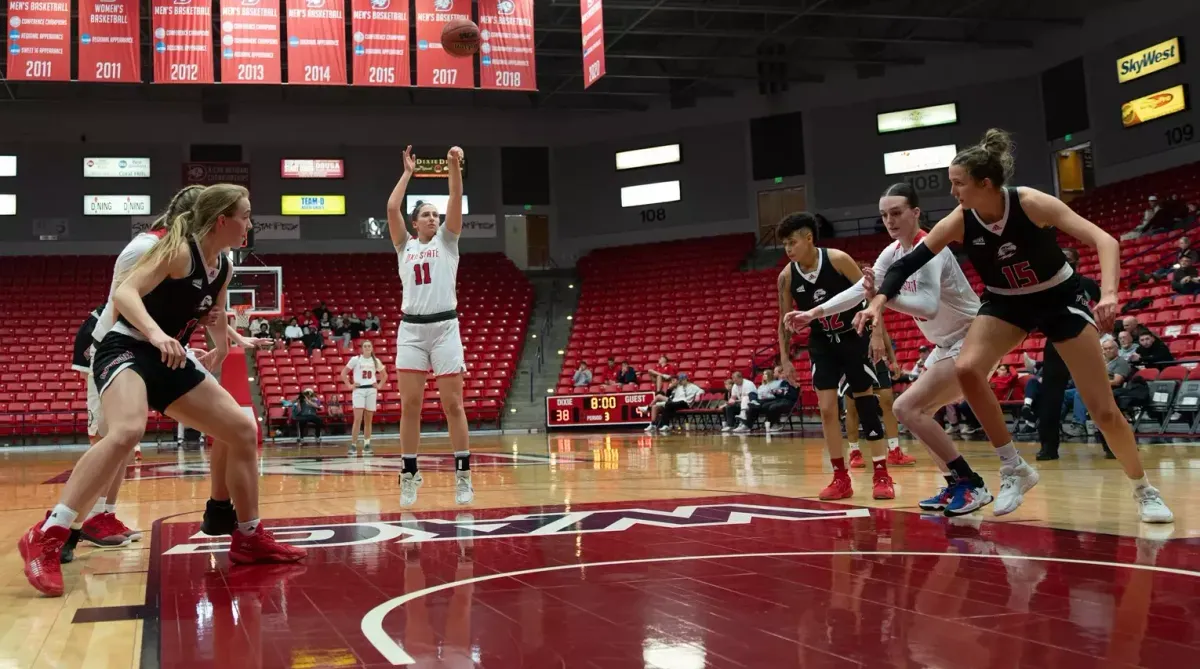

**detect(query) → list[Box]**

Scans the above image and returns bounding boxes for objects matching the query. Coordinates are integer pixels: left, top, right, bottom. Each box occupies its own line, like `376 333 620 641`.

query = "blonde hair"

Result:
131 184 248 278
150 185 205 231
952 128 1015 188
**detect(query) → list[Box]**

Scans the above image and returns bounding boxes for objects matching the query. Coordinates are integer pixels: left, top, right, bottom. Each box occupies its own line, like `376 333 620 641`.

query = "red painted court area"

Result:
111 495 1200 668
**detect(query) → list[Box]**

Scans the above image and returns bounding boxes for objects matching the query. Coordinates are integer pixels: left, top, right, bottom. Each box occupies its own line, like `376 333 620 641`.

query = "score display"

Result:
546 391 656 428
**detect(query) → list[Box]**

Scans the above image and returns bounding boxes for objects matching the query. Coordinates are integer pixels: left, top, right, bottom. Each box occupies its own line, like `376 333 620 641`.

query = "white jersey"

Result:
93 232 162 344
869 233 980 349
398 226 460 315
346 355 383 386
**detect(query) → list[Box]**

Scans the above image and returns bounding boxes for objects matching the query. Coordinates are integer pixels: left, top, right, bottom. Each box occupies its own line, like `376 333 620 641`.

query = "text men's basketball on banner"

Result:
79 0 140 82
220 0 282 84
351 0 411 86
7 0 71 81
286 0 347 85
152 0 215 83
580 0 605 89
478 0 535 91
414 0 473 89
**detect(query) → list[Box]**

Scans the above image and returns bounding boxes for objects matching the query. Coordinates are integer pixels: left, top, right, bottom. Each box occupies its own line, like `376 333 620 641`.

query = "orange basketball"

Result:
441 19 481 58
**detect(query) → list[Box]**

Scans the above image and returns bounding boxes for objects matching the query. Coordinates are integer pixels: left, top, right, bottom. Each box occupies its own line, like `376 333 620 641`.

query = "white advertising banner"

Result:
461 214 497 238
85 194 152 216
252 215 301 239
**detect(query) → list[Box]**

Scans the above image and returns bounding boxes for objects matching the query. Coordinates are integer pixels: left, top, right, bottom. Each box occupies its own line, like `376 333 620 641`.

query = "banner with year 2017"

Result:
478 0 535 91
285 0 347 85
78 0 140 82
152 0 214 83
6 0 71 81
219 0 282 84
351 0 410 87
414 0 472 89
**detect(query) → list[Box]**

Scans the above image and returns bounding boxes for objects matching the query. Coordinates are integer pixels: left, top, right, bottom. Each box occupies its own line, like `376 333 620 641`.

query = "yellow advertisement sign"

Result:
280 195 346 216
1122 84 1188 128
1117 37 1181 83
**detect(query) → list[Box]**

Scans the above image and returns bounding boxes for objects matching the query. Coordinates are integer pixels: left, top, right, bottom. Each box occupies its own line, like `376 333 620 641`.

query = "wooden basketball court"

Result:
1 431 1196 668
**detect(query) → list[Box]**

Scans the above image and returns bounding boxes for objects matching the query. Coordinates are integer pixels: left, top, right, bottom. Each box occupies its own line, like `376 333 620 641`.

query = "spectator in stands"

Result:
1152 236 1199 280
652 373 703 434
1131 331 1174 368
616 361 637 386
301 325 324 356
292 388 325 442
364 312 381 332
250 314 268 334
312 300 329 323
1063 337 1131 437
602 357 618 380
332 316 352 349
1123 196 1162 239
647 355 677 392
722 371 756 432
346 312 366 339
284 317 304 342
1117 315 1152 341
1117 330 1138 361
760 365 799 431
736 369 777 433
1172 255 1200 295
990 364 1020 400
899 346 929 383
572 361 593 387
643 377 681 432
318 311 332 330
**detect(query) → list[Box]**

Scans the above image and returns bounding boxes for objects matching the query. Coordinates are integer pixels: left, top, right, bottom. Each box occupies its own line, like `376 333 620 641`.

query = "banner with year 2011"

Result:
78 0 140 82
351 0 410 87
6 0 71 81
152 0 214 83
285 0 347 85
414 0 473 89
219 0 282 84
479 0 535 91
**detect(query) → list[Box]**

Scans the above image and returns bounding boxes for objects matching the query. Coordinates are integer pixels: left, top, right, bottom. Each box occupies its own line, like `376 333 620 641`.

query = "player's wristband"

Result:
880 243 935 299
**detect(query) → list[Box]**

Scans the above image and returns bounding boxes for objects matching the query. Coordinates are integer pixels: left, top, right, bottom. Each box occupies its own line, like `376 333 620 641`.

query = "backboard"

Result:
225 266 284 318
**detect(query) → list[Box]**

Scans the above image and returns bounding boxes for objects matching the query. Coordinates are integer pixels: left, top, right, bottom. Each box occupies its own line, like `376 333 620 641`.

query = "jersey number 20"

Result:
414 262 433 285
1000 261 1037 289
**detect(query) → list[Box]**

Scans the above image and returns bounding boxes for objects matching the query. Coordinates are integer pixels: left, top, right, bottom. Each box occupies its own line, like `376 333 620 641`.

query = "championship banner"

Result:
6 0 71 81
350 0 411 87
461 214 497 238
252 215 301 239
220 0 282 84
414 0 472 89
479 0 535 91
285 0 347 85
580 0 605 89
183 162 252 187
78 0 140 82
152 0 214 83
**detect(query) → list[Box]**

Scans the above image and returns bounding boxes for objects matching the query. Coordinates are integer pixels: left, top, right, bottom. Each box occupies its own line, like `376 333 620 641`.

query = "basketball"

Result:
441 19 481 57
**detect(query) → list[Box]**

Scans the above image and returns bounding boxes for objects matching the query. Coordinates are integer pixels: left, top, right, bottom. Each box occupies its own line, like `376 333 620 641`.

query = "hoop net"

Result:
233 304 253 331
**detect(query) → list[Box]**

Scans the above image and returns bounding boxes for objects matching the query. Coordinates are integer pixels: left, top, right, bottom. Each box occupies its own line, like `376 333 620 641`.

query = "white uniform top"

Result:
93 233 162 344
397 226 460 315
346 355 384 386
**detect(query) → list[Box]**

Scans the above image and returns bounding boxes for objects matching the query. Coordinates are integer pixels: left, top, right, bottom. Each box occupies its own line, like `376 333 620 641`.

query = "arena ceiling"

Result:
0 0 1126 112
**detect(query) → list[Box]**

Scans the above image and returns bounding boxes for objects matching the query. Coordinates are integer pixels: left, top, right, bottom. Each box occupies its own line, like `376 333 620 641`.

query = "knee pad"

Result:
852 394 885 441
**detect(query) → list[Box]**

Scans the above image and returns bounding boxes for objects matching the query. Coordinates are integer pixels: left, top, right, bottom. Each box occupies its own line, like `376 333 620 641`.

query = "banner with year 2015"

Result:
220 0 282 84
6 0 71 81
152 0 214 83
78 0 140 82
414 0 472 89
286 0 347 85
479 0 535 91
351 0 410 87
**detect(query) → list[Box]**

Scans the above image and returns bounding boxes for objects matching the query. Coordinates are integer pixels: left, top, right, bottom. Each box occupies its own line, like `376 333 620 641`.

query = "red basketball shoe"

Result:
81 512 131 547
228 525 308 564
887 448 917 466
18 521 69 597
848 449 866 469
819 472 854 500
873 471 896 500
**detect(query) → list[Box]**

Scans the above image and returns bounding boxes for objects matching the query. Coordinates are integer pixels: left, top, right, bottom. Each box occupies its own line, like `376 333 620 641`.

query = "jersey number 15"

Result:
1000 261 1037 290
414 262 433 286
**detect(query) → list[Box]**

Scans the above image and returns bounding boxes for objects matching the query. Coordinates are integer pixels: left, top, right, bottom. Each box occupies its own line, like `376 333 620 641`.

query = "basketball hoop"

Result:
233 304 253 332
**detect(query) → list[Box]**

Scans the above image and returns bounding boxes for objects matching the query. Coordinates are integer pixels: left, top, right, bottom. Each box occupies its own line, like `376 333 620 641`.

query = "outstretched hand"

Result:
402 145 416 175
784 309 817 333
447 146 464 166
861 268 878 300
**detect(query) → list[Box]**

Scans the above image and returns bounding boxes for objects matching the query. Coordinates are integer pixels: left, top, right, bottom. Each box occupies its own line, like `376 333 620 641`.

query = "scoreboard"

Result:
546 391 656 429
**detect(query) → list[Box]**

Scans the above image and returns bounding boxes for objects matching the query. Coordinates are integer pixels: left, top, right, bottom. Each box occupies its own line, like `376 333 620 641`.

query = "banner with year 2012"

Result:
152 0 214 83
350 0 410 87
78 0 140 82
479 0 535 91
286 0 347 85
219 0 282 84
6 0 71 81
414 0 472 89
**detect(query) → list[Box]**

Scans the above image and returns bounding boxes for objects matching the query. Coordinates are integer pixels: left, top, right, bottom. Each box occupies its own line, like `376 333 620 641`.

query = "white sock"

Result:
1129 475 1152 493
364 439 371 446
42 504 78 532
1023 398 1033 407
237 518 261 536
104 503 117 515
849 442 860 452
70 522 83 530
995 442 1021 468
873 455 886 463
87 497 107 520
887 438 900 451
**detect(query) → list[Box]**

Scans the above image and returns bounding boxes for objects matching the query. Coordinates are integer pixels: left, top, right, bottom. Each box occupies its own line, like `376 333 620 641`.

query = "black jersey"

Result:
71 306 105 373
117 237 230 344
962 187 1070 292
790 248 864 338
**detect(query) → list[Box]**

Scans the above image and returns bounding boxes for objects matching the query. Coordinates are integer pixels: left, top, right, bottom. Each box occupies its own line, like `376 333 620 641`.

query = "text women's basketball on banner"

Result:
152 0 214 83
414 0 473 89
351 0 411 87
78 0 140 82
580 0 605 89
478 0 535 91
7 0 71 81
286 0 348 85
220 0 282 84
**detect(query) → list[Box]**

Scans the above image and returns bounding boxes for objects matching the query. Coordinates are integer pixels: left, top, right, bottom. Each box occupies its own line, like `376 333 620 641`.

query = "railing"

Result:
529 279 559 403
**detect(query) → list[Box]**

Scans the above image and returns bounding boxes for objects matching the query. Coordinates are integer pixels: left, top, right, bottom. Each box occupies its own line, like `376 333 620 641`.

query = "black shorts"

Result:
809 330 880 394
979 275 1096 343
93 332 207 413
840 359 892 396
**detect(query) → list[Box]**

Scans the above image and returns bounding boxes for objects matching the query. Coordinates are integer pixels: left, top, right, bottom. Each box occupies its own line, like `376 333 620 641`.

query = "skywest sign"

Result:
1117 37 1181 83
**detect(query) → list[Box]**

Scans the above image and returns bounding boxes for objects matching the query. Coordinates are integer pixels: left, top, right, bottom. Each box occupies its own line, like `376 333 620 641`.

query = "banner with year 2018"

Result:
478 0 535 91
414 0 472 89
152 0 214 83
580 0 605 89
6 0 71 81
219 0 282 84
78 0 140 82
285 0 347 85
351 0 410 87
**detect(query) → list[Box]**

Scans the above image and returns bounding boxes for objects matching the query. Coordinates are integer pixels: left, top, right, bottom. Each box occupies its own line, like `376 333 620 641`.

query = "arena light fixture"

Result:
876 103 957 134
0 156 16 177
620 180 681 208
615 144 681 171
0 194 15 215
883 145 957 175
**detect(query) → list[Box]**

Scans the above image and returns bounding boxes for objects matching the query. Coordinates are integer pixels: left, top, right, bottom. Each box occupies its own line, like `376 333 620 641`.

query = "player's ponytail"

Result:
150 185 205 232
952 128 1015 188
128 184 247 280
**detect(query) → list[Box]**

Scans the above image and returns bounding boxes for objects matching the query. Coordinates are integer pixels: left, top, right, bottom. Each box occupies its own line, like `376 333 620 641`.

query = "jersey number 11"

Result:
414 262 433 285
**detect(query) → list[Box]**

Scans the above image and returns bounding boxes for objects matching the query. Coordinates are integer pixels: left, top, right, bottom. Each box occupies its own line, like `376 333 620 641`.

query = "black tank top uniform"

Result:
116 237 230 343
790 248 866 341
71 306 105 374
790 248 879 393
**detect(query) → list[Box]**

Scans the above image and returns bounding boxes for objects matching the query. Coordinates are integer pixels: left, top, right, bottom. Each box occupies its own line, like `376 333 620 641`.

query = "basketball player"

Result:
791 183 993 516
20 185 306 597
342 339 386 456
860 129 1173 523
840 328 915 469
385 146 473 506
777 212 895 500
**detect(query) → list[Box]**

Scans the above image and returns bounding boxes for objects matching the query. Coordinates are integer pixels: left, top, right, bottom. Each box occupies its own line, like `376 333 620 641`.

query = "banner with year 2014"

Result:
6 0 71 81
219 0 282 84
414 0 472 89
351 0 410 87
152 0 214 83
286 0 347 85
479 0 535 91
78 0 140 82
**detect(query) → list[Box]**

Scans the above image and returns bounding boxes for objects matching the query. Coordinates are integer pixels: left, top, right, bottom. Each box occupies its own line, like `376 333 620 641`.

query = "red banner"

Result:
219 0 282 84
152 0 214 83
78 0 140 82
183 162 252 187
285 0 347 85
478 0 535 91
414 0 472 89
580 0 605 89
6 0 71 81
350 0 411 87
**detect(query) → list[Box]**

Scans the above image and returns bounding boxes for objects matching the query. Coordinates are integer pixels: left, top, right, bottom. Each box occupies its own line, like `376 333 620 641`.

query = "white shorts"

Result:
87 348 213 438
395 319 467 377
924 338 965 369
352 387 378 412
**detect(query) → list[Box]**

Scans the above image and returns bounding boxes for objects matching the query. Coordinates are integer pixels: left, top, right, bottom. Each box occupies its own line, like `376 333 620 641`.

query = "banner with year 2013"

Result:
6 0 71 81
479 0 535 91
286 0 347 85
78 0 140 82
219 0 282 84
152 0 214 83
351 0 410 87
414 0 472 89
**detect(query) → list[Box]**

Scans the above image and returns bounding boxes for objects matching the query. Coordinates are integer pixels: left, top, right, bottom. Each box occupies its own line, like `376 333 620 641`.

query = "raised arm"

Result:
444 146 464 237
385 146 416 248
114 246 190 368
